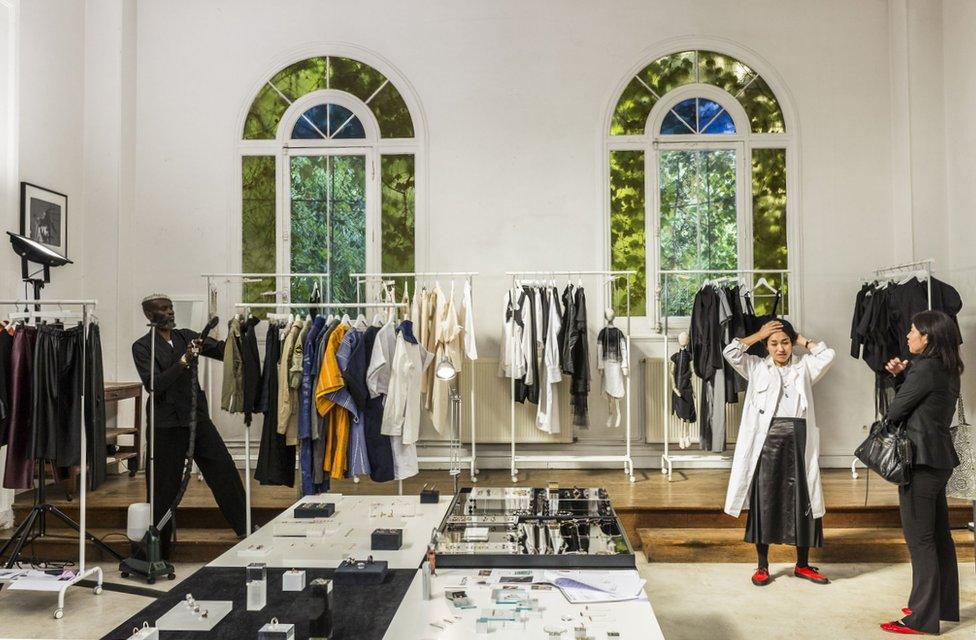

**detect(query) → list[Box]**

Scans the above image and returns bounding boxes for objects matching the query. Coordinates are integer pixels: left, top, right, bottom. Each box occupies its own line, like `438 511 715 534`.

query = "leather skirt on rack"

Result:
744 417 823 547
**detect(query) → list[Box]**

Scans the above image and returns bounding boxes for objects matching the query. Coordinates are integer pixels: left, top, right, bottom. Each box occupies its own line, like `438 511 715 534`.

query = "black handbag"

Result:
855 419 914 485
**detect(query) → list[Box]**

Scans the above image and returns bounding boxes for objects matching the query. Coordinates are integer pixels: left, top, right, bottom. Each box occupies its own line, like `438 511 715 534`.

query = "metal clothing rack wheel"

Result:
351 271 481 484
850 258 935 480
504 270 637 484
657 269 792 482
0 300 104 618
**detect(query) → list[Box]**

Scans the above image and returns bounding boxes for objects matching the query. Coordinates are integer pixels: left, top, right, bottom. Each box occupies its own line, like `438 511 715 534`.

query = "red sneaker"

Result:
751 567 771 586
880 621 928 635
793 565 829 584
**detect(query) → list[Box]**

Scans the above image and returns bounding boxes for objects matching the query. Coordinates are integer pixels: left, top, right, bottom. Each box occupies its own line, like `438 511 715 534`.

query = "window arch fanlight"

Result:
607 49 792 321
240 56 418 309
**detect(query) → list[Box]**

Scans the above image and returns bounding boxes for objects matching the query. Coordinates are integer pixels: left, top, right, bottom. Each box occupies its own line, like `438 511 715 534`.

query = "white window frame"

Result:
649 86 751 329
604 45 798 335
237 67 427 302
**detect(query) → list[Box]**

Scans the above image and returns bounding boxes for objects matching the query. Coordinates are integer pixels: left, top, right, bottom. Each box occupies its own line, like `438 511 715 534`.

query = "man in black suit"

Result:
132 294 246 559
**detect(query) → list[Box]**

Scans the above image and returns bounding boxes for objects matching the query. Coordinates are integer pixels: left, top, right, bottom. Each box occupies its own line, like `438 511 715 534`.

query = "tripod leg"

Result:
47 505 125 562
1 508 40 568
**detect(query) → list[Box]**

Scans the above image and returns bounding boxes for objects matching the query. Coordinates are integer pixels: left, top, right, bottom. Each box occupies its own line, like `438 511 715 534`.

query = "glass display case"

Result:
432 487 635 569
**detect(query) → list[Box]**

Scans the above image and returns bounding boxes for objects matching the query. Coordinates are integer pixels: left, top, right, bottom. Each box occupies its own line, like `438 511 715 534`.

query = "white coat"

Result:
721 338 835 519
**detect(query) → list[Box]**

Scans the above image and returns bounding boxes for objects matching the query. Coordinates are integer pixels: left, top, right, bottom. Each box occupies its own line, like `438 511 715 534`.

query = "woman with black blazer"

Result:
880 310 961 635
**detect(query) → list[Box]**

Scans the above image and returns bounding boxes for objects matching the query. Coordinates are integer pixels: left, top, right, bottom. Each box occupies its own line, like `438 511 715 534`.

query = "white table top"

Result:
382 568 665 640
208 493 451 570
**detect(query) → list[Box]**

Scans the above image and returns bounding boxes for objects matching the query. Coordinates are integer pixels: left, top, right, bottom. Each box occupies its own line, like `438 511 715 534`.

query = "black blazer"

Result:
131 329 224 429
885 355 961 469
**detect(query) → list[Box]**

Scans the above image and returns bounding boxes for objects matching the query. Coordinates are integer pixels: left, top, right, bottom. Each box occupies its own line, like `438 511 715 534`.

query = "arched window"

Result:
607 50 791 319
240 55 419 305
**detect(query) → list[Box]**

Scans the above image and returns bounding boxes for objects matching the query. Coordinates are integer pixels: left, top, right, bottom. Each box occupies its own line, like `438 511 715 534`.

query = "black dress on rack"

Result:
31 324 85 472
86 323 107 490
670 347 696 423
362 325 394 482
255 325 295 487
569 286 590 427
514 288 540 405
240 316 263 426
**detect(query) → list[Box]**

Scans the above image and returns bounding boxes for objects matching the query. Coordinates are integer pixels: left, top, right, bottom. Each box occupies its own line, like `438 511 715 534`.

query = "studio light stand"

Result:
119 322 174 585
435 355 462 496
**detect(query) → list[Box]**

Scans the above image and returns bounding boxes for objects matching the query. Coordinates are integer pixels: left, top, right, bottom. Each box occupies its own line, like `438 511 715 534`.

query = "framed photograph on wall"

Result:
20 182 68 260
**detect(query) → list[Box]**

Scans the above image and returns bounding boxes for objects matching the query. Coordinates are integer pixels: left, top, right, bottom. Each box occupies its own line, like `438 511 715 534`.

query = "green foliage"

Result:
659 149 738 316
739 75 785 133
752 148 788 314
289 155 366 305
242 56 415 140
609 150 646 315
381 155 416 293
329 57 387 103
609 50 785 135
638 50 697 98
241 156 276 316
698 51 755 97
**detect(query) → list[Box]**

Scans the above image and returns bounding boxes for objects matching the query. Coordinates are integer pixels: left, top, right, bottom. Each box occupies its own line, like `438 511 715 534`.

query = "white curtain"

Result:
0 448 13 529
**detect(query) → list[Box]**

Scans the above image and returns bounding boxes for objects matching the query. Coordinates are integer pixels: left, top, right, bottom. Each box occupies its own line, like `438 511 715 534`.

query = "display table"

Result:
106 491 663 638
208 493 452 569
382 567 664 640
101 566 415 640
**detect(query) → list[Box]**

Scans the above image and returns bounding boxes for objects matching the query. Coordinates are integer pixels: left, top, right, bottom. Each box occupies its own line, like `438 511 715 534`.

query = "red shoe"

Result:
880 621 928 634
902 608 912 616
751 567 771 586
793 565 829 584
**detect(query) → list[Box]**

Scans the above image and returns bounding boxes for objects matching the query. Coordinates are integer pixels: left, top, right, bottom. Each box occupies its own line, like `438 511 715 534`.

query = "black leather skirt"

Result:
744 417 823 547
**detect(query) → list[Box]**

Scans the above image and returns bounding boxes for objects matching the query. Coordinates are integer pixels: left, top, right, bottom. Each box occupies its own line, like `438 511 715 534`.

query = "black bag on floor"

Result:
855 419 914 485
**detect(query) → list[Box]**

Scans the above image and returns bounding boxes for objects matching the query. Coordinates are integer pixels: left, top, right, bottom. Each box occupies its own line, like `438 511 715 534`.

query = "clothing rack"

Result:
201 272 331 533
850 258 935 480
231 301 408 521
657 268 791 481
504 270 636 484
351 271 480 483
0 300 103 619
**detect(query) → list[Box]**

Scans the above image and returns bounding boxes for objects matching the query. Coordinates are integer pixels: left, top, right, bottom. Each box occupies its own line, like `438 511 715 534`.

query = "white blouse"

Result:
773 363 805 418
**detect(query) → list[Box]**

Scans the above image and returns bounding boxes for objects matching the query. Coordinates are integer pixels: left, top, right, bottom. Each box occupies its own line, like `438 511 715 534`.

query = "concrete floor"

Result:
641 559 976 639
0 561 972 639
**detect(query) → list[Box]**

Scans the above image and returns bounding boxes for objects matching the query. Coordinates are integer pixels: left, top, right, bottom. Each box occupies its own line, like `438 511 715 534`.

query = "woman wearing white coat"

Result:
723 318 835 587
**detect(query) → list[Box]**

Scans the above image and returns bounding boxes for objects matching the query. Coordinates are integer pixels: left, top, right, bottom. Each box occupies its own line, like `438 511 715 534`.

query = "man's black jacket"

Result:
132 329 224 429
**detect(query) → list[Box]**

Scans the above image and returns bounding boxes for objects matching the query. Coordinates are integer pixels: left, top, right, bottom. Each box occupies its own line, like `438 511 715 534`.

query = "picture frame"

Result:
20 182 68 260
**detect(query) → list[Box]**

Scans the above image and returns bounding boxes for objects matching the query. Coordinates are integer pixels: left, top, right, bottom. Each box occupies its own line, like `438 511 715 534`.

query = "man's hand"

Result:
180 339 203 367
885 357 909 376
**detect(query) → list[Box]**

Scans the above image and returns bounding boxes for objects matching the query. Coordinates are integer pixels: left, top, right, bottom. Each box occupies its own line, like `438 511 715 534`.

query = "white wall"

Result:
11 0 87 298
944 0 976 410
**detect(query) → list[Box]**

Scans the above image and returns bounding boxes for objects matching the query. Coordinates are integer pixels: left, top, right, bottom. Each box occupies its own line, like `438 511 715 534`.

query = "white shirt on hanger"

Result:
537 287 563 434
380 331 433 445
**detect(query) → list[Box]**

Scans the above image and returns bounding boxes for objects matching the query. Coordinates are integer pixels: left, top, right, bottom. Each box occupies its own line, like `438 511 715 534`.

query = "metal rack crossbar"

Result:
351 271 481 483
657 269 791 481
0 300 103 618
505 270 637 483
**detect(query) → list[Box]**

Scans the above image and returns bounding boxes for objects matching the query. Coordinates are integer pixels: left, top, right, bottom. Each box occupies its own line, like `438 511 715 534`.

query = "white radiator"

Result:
643 358 741 444
417 358 574 445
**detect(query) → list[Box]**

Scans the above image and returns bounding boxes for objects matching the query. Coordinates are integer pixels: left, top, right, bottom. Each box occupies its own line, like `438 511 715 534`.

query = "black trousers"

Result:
899 465 959 634
147 418 247 559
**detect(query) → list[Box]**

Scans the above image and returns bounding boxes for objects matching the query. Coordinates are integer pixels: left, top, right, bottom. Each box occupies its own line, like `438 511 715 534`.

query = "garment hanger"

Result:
752 277 778 295
354 313 368 330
